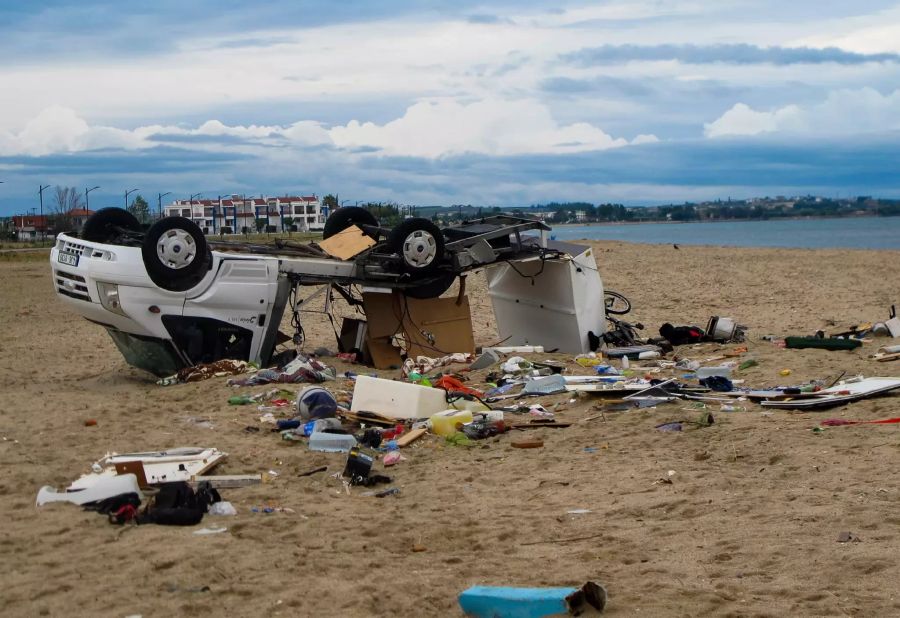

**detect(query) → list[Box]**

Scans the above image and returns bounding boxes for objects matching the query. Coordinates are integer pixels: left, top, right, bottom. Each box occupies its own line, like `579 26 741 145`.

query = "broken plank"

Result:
396 428 427 447
193 474 262 488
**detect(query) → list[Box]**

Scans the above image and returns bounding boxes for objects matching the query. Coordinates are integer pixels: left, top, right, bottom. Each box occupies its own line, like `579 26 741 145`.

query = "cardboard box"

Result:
361 291 474 368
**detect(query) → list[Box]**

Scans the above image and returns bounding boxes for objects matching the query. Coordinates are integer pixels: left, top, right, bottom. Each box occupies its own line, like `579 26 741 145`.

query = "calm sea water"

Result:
548 216 900 250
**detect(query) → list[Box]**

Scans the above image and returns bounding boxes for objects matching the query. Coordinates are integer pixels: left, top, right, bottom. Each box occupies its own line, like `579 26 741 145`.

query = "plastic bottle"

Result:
461 412 507 440
301 420 317 436
429 409 474 437
305 418 343 436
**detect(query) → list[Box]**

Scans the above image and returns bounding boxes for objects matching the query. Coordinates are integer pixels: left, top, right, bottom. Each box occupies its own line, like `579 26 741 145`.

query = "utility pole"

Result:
125 188 139 211
158 192 171 220
189 193 202 225
85 186 100 211
39 184 51 243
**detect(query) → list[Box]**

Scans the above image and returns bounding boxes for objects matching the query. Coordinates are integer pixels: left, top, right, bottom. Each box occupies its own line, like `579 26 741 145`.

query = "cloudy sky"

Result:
2 0 900 215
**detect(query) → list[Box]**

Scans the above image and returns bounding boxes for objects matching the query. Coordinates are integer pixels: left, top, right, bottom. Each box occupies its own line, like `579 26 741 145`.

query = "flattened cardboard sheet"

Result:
361 292 474 368
318 225 376 260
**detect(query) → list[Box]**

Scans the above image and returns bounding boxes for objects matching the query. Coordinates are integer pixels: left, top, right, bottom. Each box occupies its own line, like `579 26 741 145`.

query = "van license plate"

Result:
57 253 78 267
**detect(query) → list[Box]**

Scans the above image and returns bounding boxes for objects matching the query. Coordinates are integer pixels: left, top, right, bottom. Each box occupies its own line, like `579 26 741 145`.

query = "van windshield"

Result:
105 329 186 377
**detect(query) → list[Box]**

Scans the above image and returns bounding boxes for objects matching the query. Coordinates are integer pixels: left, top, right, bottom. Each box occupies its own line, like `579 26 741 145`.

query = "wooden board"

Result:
114 461 149 488
338 409 399 427
193 474 262 488
396 428 427 447
318 225 376 260
720 389 824 400
761 377 900 409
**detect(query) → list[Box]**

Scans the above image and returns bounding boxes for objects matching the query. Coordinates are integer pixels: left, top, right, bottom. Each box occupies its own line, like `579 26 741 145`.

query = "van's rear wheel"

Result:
81 207 141 243
322 207 379 240
141 217 211 292
389 218 445 276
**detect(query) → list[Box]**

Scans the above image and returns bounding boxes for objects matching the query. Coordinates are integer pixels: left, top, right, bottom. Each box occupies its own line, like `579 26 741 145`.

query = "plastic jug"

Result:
429 410 474 437
448 398 490 413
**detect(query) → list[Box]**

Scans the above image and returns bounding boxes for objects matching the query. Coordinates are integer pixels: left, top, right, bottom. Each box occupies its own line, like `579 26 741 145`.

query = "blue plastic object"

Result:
459 582 606 617
459 582 607 618
459 586 578 617
276 419 302 430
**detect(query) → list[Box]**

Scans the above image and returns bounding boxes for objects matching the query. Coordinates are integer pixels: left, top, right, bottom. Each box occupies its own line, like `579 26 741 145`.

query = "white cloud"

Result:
631 133 660 145
0 105 145 155
329 98 649 157
792 6 900 54
0 101 653 158
705 87 900 137
704 102 802 137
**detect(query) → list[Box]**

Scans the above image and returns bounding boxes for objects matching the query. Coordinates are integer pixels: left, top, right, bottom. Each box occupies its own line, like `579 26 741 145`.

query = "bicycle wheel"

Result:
604 290 632 315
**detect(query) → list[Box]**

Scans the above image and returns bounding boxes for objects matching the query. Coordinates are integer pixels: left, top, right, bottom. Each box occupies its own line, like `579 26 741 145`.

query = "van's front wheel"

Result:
141 217 211 291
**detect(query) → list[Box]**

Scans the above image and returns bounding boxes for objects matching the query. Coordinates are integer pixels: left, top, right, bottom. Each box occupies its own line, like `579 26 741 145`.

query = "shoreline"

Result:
552 213 898 228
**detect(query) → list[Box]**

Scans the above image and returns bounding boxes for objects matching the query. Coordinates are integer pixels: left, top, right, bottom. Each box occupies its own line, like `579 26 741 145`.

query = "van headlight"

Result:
97 282 126 316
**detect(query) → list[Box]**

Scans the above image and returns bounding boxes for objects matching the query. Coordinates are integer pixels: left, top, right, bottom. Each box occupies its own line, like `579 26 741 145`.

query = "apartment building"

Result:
163 195 328 233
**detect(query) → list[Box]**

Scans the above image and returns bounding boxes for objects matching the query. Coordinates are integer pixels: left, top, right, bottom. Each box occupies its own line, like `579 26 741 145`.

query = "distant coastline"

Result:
551 212 900 228
547 215 900 250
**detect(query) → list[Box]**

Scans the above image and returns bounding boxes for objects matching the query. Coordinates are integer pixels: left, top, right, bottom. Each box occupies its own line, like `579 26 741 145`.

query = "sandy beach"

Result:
2 240 900 617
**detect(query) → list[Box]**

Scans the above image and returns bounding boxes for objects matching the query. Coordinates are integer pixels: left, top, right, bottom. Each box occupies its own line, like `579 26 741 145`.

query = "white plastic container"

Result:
696 366 733 378
351 375 448 419
308 432 357 453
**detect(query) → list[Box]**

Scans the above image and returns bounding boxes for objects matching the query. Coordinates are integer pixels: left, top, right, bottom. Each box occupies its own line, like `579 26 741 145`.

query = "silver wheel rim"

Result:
156 228 197 269
402 229 438 268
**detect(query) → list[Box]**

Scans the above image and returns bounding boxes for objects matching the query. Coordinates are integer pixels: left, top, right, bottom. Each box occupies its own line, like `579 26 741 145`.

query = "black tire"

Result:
141 217 211 292
322 207 379 240
388 217 445 276
81 207 141 243
604 290 632 315
404 273 456 299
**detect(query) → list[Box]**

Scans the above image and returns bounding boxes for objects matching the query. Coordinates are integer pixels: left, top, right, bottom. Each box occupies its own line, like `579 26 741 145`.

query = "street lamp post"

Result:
157 192 171 220
189 193 202 225
124 188 140 216
85 186 100 211
38 184 51 243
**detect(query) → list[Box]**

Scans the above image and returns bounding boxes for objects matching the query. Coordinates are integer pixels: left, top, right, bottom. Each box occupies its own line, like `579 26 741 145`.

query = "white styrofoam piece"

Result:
37 474 142 506
350 375 448 419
